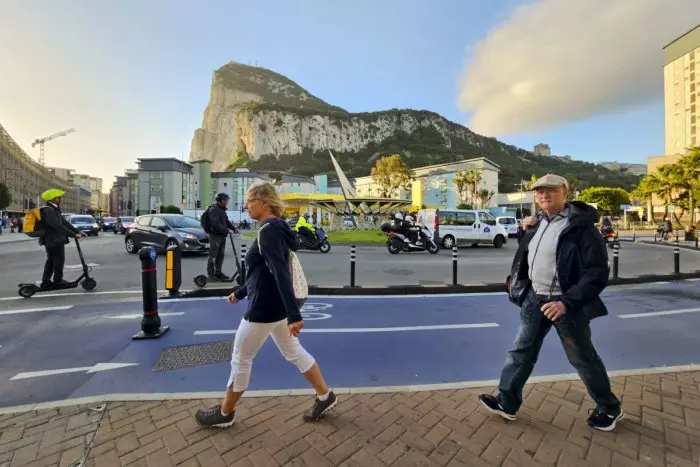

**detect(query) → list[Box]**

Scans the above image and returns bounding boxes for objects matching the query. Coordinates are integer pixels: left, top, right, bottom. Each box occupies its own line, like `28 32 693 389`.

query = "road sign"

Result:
620 204 632 211
10 362 138 381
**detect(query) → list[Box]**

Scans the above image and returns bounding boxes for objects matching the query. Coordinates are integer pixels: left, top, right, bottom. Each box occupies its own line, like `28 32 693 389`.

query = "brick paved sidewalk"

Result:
1 371 699 467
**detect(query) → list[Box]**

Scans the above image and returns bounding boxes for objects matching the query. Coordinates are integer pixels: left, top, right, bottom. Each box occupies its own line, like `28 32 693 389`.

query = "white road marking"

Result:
194 323 499 336
1 363 698 415
0 306 73 316
618 307 700 319
10 362 138 381
0 290 161 301
107 312 185 319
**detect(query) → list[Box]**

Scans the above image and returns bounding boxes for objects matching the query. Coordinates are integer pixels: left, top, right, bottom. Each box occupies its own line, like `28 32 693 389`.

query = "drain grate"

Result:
153 340 232 372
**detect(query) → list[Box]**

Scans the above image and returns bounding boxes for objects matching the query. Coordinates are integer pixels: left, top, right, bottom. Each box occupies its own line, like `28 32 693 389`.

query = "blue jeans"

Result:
498 291 620 414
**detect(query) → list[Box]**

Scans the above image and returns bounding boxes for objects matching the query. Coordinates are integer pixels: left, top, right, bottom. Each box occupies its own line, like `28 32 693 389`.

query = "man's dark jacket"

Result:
507 201 610 321
40 204 78 247
205 204 235 237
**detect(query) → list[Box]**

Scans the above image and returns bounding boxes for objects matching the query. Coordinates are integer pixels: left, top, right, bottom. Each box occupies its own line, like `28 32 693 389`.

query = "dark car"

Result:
124 214 210 254
101 217 117 231
67 214 99 236
115 216 135 234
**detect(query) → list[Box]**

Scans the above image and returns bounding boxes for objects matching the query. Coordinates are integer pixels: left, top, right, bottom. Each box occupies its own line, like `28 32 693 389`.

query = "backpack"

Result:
257 223 308 306
23 207 45 238
200 207 212 233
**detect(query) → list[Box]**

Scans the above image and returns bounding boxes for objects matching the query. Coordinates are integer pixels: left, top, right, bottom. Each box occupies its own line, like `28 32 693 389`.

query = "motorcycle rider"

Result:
403 215 422 246
295 213 316 246
203 193 238 280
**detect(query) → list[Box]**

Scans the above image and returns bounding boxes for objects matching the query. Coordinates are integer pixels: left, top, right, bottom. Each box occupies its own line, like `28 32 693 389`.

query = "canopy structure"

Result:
309 197 412 217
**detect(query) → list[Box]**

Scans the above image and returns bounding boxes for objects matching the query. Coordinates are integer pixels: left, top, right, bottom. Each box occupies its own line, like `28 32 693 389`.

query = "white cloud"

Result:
457 0 700 135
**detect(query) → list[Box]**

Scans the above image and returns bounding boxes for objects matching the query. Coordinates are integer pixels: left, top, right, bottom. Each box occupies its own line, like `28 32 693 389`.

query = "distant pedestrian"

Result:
195 181 336 428
479 174 623 431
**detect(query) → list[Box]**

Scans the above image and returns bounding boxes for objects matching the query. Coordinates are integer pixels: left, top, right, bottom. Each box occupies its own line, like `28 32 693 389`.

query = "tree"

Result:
370 154 413 198
631 175 659 224
564 174 580 200
0 182 11 211
463 169 483 206
675 147 700 226
577 187 630 215
452 171 469 204
476 189 495 208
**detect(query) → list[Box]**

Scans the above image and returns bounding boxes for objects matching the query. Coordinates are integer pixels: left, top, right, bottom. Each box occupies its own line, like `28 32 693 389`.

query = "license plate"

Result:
607 237 613 242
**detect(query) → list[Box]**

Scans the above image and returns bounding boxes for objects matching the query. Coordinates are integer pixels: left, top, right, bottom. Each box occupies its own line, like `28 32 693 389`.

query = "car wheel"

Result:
441 235 455 248
493 235 505 248
125 237 138 254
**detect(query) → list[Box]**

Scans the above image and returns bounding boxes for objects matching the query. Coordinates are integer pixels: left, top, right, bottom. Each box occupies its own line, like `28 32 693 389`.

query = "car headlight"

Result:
92 223 98 228
177 232 196 240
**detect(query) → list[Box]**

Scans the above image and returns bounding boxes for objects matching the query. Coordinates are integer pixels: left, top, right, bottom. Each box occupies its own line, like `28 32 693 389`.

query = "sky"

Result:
1 0 699 189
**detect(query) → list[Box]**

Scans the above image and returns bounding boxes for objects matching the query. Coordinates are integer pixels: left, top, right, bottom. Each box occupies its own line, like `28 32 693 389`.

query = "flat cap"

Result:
531 174 568 190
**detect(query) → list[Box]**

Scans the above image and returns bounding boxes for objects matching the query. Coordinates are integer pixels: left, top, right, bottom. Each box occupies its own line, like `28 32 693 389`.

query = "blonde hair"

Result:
247 181 284 217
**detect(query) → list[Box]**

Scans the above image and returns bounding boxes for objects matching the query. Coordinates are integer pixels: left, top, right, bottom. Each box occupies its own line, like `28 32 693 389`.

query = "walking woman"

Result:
195 181 337 428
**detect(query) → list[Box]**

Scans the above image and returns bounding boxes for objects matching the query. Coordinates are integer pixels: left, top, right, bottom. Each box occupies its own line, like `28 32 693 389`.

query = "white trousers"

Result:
227 317 316 392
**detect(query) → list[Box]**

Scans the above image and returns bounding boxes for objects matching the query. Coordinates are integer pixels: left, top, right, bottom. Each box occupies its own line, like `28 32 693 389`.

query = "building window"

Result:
223 182 228 187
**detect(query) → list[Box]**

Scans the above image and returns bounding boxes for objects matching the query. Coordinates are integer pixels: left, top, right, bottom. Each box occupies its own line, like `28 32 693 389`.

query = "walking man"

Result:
479 174 623 431
40 189 85 288
202 193 238 280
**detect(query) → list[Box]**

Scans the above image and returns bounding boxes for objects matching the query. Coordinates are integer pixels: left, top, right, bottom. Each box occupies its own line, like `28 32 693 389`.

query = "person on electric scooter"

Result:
295 213 316 247
39 189 86 288
203 193 238 280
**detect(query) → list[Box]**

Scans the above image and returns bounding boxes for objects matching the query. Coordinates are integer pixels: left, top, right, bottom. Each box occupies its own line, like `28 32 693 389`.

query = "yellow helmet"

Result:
41 188 65 201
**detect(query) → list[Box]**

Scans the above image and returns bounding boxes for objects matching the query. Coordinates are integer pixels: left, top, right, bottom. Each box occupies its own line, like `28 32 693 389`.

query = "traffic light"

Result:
196 200 201 209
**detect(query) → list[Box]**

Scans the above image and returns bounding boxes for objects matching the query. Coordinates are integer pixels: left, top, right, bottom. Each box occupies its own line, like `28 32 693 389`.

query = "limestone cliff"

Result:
189 62 641 192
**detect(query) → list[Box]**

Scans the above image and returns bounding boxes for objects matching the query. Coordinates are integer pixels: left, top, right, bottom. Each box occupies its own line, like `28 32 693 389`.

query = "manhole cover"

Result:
384 268 414 276
153 340 232 372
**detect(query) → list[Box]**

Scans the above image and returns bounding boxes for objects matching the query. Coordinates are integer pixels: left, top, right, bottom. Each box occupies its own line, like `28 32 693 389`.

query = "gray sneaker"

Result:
303 392 338 422
194 404 235 428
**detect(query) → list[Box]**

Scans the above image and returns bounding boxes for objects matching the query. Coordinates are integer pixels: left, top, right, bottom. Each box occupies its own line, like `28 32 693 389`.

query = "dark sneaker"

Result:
215 273 230 281
52 280 71 287
478 394 516 421
303 392 338 422
194 404 235 428
587 407 624 431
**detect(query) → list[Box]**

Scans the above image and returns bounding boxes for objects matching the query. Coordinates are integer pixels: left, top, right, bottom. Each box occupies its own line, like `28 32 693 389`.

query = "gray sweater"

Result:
527 209 570 296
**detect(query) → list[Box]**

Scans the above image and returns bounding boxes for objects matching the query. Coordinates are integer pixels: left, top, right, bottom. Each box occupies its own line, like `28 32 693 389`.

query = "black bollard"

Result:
164 245 182 298
674 237 680 274
696 231 699 249
612 243 619 279
133 247 170 340
452 246 458 286
350 245 356 287
240 243 247 285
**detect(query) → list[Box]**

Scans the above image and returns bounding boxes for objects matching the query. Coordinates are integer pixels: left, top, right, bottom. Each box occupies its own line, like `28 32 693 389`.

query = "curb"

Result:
0 236 34 244
632 239 700 252
164 270 700 300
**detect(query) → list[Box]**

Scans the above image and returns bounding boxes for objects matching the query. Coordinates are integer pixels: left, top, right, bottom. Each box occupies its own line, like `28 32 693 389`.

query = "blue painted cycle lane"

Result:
0 280 698 408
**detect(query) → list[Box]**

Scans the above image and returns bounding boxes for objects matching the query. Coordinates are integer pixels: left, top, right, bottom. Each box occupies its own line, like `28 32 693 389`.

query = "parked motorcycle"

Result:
296 226 331 253
381 222 439 254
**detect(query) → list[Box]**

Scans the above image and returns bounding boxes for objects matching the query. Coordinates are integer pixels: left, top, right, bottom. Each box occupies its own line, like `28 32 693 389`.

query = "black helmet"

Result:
215 193 230 202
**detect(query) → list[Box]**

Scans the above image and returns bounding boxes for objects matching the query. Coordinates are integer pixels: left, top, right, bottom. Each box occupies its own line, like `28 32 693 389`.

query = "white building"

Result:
211 168 271 213
136 158 194 214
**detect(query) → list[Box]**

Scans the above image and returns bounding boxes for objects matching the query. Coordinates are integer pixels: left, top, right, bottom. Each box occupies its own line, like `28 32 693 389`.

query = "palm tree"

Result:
452 171 469 204
631 175 658 225
464 169 483 207
477 189 496 208
677 147 700 226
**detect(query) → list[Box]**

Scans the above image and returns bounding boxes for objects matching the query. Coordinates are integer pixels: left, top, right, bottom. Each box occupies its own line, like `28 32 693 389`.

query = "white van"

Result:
416 208 508 248
496 216 519 238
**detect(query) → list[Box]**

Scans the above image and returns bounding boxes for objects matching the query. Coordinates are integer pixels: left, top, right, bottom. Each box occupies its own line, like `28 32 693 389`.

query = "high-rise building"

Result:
664 24 700 154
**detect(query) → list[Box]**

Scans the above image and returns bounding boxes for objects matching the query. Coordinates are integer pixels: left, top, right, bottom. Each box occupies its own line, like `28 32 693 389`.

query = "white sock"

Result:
317 391 331 401
221 408 232 417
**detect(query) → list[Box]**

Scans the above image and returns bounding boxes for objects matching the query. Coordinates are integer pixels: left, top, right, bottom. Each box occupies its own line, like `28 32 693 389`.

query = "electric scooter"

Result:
17 237 97 298
193 233 244 288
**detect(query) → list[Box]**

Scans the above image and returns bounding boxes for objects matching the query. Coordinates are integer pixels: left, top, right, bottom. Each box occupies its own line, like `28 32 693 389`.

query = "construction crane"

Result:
32 128 76 166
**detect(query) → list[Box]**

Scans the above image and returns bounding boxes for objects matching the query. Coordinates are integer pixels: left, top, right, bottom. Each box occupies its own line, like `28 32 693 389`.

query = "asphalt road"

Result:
1 233 699 310
1 280 698 408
